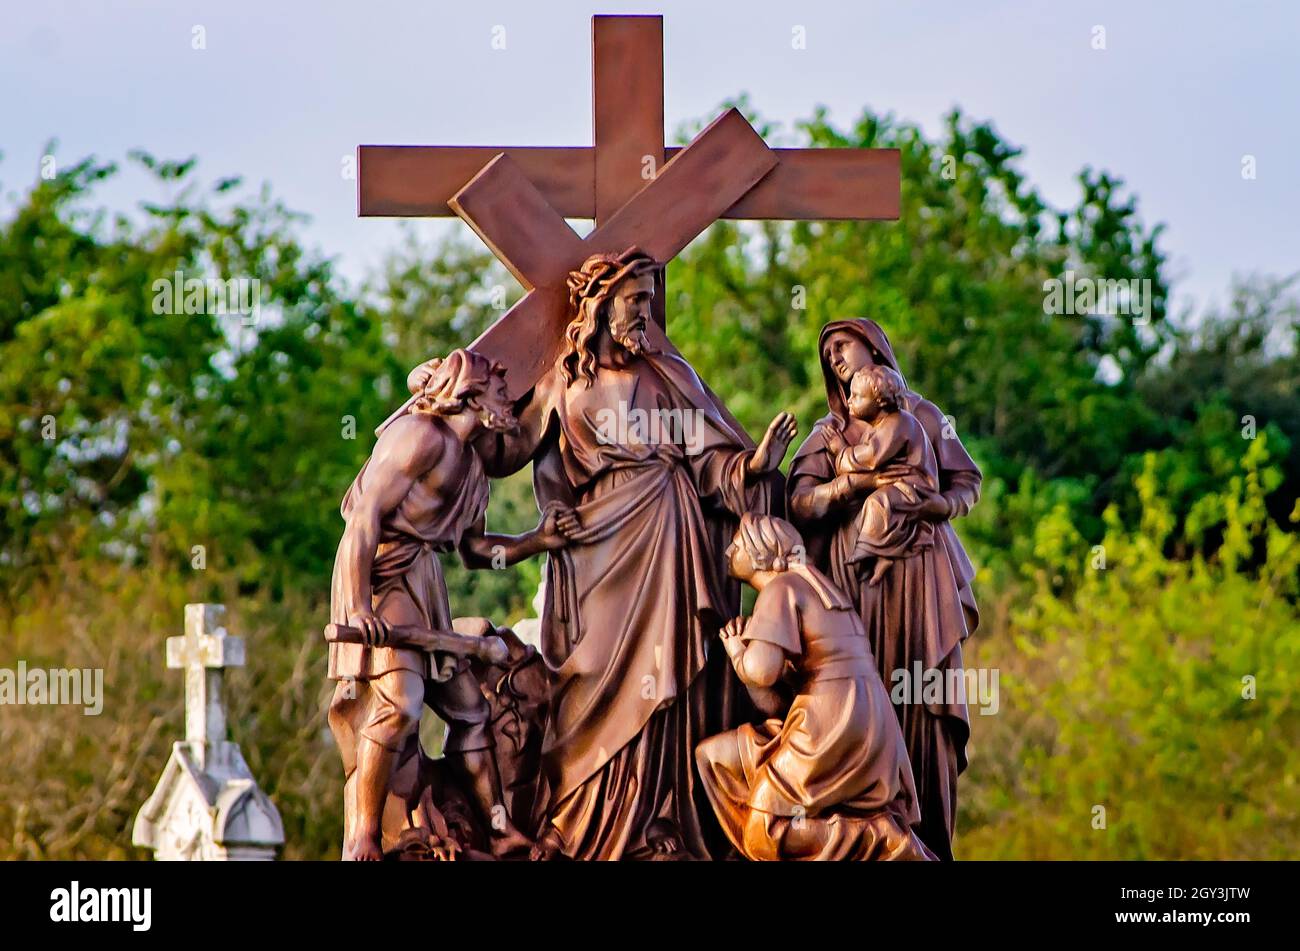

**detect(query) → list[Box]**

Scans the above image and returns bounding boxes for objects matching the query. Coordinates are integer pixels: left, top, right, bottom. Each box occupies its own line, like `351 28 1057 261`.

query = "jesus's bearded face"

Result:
604 272 655 356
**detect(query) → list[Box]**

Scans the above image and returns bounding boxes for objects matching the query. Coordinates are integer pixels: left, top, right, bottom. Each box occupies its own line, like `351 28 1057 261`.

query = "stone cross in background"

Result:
167 603 245 762
133 603 285 861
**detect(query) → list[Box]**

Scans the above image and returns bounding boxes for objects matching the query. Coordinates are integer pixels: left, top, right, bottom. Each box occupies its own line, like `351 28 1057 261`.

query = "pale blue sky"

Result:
3 0 1297 317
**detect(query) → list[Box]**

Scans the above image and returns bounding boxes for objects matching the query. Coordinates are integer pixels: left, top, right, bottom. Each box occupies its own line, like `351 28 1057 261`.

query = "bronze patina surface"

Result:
329 14 977 862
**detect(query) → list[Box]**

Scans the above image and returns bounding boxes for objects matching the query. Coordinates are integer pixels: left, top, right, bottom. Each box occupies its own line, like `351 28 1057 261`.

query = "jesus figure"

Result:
408 247 797 859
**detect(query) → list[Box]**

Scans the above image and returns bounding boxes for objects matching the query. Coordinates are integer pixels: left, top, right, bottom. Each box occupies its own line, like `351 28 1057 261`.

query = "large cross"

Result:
358 13 900 409
166 603 244 765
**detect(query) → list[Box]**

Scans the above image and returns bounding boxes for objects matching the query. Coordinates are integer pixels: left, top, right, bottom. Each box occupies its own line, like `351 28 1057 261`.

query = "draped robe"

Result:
787 319 981 861
478 347 769 859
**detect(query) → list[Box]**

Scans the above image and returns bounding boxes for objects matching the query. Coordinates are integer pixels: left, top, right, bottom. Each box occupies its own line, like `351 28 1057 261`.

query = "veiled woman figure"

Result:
787 318 981 860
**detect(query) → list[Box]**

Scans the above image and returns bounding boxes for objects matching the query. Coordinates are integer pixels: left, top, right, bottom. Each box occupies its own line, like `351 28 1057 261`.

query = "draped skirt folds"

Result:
695 718 934 862
534 457 733 860
837 538 972 861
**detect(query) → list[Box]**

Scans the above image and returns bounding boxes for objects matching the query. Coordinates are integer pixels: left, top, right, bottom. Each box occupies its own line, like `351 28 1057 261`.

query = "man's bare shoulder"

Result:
372 412 453 474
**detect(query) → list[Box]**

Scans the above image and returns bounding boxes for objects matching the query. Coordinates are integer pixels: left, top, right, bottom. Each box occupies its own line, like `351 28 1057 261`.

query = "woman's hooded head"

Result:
816 318 909 425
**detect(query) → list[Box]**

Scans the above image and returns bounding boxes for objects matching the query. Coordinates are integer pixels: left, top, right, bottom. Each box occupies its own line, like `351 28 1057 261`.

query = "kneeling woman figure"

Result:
696 514 935 861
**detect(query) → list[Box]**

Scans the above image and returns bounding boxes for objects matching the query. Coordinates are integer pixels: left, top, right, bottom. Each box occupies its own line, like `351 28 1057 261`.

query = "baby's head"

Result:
846 364 906 421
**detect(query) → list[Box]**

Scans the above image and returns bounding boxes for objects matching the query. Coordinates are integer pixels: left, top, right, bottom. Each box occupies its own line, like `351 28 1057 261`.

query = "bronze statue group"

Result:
326 249 980 862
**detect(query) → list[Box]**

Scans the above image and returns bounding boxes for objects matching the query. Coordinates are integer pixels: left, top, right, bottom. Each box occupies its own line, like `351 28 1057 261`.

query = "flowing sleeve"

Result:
646 351 769 518
742 579 804 659
687 431 768 519
912 398 982 519
788 423 835 490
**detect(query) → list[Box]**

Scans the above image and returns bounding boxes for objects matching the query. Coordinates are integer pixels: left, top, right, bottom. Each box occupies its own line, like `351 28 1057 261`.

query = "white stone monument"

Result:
133 603 285 860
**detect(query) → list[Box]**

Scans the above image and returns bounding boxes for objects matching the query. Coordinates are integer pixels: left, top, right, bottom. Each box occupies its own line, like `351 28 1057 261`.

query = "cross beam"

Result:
359 145 900 222
373 107 774 436
360 12 902 438
357 15 899 224
454 109 775 400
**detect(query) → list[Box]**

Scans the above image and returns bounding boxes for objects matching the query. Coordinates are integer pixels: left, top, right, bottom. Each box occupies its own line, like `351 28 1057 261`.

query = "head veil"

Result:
814 318 914 428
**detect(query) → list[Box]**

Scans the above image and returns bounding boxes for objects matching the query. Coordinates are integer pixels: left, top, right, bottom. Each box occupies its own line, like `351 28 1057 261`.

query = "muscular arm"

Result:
405 357 558 478
458 513 557 569
336 418 441 619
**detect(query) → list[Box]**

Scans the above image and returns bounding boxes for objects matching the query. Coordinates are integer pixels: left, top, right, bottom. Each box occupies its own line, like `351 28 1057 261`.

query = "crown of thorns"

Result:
566 247 660 311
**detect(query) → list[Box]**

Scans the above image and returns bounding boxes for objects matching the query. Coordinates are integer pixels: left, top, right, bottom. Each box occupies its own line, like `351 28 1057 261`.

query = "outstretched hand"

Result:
749 412 799 477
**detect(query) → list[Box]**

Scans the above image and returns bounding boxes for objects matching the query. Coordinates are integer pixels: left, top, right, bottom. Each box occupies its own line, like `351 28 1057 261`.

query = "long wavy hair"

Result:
560 247 660 387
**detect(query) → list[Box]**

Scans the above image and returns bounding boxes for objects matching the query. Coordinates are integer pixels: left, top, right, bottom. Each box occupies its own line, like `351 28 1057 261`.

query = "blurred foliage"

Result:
962 443 1300 858
1 106 1297 858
